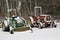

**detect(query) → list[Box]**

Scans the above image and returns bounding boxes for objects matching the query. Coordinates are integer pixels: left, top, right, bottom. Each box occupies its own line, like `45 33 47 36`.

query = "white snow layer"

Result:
0 22 60 40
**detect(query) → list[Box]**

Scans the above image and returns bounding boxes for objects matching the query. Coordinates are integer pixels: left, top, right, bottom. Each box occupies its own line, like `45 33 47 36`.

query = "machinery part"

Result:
4 26 10 32
52 22 57 28
2 22 5 31
10 26 14 34
28 17 32 27
2 23 10 32
14 27 30 32
10 30 14 34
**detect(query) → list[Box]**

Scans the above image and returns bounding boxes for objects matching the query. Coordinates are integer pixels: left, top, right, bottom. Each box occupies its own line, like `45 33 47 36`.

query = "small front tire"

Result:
10 30 14 34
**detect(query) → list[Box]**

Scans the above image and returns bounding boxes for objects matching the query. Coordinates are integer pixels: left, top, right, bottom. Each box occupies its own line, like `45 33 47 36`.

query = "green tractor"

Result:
2 16 30 34
2 0 31 34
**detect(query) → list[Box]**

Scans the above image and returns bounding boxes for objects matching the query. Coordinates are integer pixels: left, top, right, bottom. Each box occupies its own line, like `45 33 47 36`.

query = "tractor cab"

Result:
38 14 56 28
39 15 51 23
28 6 56 28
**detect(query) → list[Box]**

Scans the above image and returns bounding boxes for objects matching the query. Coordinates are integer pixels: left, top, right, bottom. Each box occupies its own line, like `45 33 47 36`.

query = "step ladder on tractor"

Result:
2 0 31 34
28 6 57 29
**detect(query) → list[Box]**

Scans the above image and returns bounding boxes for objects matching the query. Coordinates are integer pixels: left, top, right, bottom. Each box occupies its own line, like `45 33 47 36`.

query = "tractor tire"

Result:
40 26 43 29
2 22 10 32
39 25 43 29
10 30 14 34
2 22 5 31
4 25 10 32
38 24 43 29
31 24 34 28
28 18 32 27
53 25 57 28
52 22 57 28
52 21 57 28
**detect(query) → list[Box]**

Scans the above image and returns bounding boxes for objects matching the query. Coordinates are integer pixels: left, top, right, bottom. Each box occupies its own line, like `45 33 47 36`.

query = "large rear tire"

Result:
53 24 57 28
2 22 5 31
52 22 57 28
28 18 32 27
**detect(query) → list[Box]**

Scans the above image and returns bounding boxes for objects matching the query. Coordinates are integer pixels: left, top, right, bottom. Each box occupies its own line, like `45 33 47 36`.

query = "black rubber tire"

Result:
4 25 10 32
40 26 43 29
31 24 34 28
54 25 57 28
52 21 57 28
10 30 14 34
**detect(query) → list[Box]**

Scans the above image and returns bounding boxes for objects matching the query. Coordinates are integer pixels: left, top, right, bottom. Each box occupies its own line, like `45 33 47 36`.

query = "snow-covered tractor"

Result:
38 14 57 28
28 6 42 28
28 6 57 28
28 15 38 28
2 15 30 34
1 0 31 34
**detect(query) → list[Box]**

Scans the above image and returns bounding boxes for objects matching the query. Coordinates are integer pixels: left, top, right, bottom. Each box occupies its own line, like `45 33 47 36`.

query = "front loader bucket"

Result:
14 27 30 32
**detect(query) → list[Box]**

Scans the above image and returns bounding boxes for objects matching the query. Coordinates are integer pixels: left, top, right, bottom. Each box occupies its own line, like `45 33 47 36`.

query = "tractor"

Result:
38 14 57 28
28 6 42 28
28 6 57 28
1 0 30 34
2 15 31 34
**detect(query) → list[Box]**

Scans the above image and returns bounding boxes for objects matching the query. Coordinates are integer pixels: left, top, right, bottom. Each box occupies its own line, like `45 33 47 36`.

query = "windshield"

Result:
46 16 51 21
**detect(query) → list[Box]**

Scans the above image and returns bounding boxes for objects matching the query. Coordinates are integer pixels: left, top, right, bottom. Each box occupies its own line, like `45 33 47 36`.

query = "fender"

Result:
29 16 34 24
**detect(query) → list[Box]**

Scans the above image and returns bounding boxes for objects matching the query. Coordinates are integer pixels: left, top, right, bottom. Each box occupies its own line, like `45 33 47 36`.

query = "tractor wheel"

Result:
27 18 32 27
2 22 10 32
53 24 57 28
2 22 5 31
54 25 56 28
52 22 57 28
38 23 43 29
31 24 34 28
41 26 43 29
39 24 43 29
38 24 41 29
10 30 14 34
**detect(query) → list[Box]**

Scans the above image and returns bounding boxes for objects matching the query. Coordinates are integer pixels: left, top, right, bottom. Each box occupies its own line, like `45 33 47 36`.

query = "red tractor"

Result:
38 14 57 28
28 6 42 28
28 6 56 28
28 15 38 28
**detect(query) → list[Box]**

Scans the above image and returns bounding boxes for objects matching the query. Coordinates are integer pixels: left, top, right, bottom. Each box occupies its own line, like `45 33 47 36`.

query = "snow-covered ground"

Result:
0 22 60 40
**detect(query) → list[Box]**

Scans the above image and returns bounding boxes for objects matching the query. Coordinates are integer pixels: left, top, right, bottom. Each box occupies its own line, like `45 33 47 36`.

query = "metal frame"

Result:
34 6 42 16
